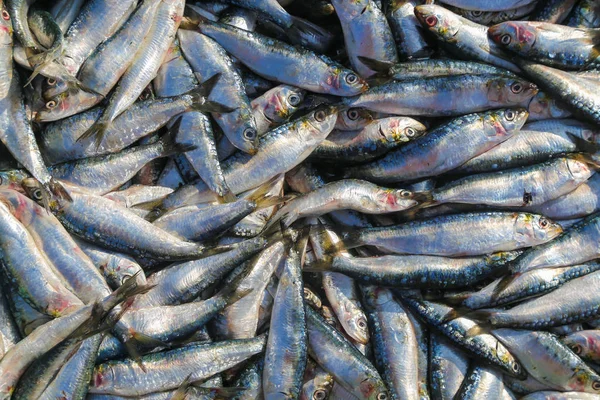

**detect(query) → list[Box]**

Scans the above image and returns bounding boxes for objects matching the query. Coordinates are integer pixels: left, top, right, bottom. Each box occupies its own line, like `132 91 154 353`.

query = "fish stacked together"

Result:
0 0 599 398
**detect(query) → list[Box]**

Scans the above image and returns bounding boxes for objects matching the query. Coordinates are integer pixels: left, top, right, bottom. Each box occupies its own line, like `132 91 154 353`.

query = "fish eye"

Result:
471 10 483 17
512 363 521 373
288 93 301 106
45 100 57 109
405 127 416 137
32 189 43 201
511 82 523 94
2 10 9 20
504 110 515 121
46 78 57 86
593 380 600 391
377 393 388 400
571 344 583 354
501 34 512 45
400 190 411 198
425 15 438 27
357 318 367 329
120 274 133 285
539 217 549 228
345 73 358 85
314 110 326 122
243 128 257 141
313 389 327 400
347 109 360 120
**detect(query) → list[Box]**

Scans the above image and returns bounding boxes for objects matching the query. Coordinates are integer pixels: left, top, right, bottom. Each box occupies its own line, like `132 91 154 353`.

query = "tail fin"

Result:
76 115 111 150
160 121 198 158
357 56 394 73
190 72 236 114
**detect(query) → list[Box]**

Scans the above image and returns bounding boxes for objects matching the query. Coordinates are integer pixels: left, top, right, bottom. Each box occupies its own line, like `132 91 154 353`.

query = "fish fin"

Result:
464 322 490 337
193 72 221 98
439 306 472 323
48 179 72 202
124 339 147 373
255 195 293 210
287 16 324 44
491 273 521 299
442 292 471 306
585 28 600 45
357 56 394 73
247 175 283 202
76 116 111 149
171 374 193 400
190 387 247 398
302 259 332 272
218 190 238 203
567 132 600 154
160 129 198 159
129 331 170 350
199 101 236 114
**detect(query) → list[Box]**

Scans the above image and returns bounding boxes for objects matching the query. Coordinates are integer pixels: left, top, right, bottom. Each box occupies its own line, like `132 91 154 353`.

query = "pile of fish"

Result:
0 0 600 398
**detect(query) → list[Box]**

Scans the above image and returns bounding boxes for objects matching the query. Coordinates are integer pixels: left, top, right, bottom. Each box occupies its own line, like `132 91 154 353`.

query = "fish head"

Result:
300 370 334 400
572 370 600 393
261 85 306 123
0 1 12 44
35 90 102 122
566 156 594 184
562 332 592 359
359 379 389 400
100 257 147 290
374 188 421 212
305 105 339 142
489 21 537 54
515 213 563 246
485 108 529 139
42 77 70 100
379 117 427 144
527 91 572 120
225 109 259 155
414 5 460 41
488 77 538 105
335 108 373 131
326 67 368 96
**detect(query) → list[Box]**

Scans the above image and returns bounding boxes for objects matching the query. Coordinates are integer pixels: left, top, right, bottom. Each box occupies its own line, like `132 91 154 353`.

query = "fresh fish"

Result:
195 19 368 96
90 335 267 397
263 238 308 400
437 0 538 11
489 21 600 70
252 84 306 135
528 0 578 23
429 333 469 400
413 5 521 72
344 109 529 183
342 75 536 116
454 365 507 399
311 116 426 164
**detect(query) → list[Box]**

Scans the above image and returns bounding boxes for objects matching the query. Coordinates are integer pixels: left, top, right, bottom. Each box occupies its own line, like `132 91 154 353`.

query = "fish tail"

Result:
189 72 235 114
77 116 111 150
160 125 198 158
286 16 325 45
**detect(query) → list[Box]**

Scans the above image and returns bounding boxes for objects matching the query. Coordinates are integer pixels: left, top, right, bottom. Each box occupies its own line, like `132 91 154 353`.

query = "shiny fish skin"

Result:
398 296 526 378
493 329 600 392
342 75 536 116
178 28 258 154
385 0 433 60
382 59 517 81
432 156 595 207
90 335 267 397
515 59 600 125
429 334 469 400
309 251 521 289
414 5 521 72
195 19 368 96
362 286 420 400
344 109 528 183
263 239 307 400
475 270 600 329
437 0 538 11
489 21 600 70
306 306 388 400
458 262 600 309
311 116 426 164
567 0 600 28
340 211 561 256
332 0 398 78
454 365 506 399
